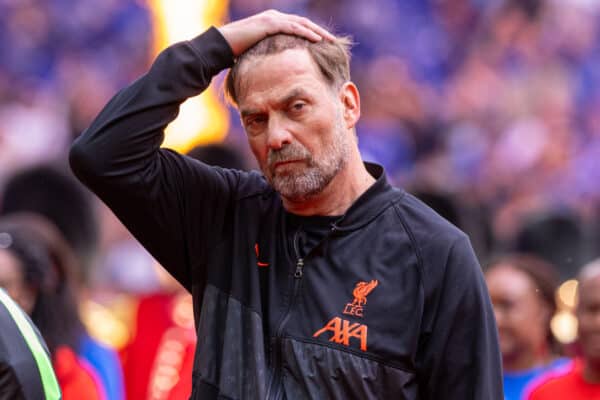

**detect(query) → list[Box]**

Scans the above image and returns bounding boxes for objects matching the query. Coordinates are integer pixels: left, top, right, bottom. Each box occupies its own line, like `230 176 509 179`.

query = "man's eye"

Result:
245 116 266 127
291 102 306 112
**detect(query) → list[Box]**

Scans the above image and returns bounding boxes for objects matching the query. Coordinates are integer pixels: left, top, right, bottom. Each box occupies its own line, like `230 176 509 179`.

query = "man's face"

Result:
486 265 549 365
576 275 600 364
236 49 353 201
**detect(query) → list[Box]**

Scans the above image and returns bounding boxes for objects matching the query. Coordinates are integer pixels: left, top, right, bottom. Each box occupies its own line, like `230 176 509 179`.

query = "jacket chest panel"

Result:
275 242 423 371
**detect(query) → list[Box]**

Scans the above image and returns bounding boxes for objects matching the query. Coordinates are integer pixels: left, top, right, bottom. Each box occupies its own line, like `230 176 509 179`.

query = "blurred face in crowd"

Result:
486 264 550 370
0 249 35 314
237 48 359 201
576 273 600 367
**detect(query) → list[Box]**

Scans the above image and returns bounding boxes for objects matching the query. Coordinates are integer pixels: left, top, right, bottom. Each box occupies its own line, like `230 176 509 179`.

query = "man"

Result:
0 288 61 399
526 259 600 399
70 10 502 399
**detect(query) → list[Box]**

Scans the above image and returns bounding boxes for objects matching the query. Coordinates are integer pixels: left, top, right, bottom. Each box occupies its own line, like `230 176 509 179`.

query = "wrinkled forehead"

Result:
235 48 330 105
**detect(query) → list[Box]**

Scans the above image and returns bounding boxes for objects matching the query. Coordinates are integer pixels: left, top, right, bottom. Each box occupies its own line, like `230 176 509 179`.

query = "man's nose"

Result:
266 116 292 150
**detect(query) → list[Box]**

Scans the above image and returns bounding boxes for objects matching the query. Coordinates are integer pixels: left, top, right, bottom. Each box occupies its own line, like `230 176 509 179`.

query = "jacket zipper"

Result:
265 230 305 399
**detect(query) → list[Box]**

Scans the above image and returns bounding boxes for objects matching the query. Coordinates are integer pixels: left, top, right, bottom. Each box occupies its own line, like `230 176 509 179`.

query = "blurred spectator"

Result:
0 164 99 280
0 164 125 400
526 258 600 399
514 211 587 279
0 214 104 399
485 254 567 400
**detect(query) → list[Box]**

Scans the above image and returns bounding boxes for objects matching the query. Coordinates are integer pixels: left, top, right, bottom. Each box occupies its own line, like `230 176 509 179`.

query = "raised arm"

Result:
69 11 332 291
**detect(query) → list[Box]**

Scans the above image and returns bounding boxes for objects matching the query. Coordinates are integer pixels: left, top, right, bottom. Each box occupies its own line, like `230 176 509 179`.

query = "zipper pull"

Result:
294 258 304 278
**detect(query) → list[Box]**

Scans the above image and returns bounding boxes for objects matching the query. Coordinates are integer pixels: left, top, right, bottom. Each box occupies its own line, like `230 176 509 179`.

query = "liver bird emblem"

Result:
351 280 379 306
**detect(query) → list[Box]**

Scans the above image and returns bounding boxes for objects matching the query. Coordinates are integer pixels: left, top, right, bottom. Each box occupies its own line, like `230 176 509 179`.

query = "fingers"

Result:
219 10 335 56
289 14 336 42
264 10 335 42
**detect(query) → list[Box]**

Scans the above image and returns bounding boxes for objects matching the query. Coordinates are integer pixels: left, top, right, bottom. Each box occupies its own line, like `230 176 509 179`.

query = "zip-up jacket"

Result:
70 27 503 400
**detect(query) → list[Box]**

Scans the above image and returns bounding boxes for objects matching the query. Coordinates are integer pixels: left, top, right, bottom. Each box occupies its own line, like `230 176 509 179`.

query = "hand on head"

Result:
218 10 335 56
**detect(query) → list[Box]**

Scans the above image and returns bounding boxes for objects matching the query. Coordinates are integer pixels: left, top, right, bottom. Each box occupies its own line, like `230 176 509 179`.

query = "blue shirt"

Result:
504 358 569 400
79 333 125 400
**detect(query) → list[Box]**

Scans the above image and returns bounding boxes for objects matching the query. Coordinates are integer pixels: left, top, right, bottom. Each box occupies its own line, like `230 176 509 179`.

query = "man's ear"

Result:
339 82 360 129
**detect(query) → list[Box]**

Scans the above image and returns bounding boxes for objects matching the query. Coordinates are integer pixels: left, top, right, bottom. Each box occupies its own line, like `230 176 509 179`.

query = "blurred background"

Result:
0 0 599 398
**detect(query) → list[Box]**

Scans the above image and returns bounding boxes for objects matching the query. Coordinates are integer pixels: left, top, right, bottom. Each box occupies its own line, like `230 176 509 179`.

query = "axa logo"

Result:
313 317 368 351
312 279 378 352
343 279 378 317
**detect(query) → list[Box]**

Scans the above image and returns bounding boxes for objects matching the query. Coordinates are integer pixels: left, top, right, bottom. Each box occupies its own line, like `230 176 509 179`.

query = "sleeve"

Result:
416 234 504 400
69 27 237 292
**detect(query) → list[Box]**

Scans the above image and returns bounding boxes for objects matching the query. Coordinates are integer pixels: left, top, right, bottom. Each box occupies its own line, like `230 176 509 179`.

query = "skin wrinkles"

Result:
237 48 368 213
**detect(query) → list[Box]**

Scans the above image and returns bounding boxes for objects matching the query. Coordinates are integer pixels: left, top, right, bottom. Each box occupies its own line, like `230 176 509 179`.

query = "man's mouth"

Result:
273 159 303 169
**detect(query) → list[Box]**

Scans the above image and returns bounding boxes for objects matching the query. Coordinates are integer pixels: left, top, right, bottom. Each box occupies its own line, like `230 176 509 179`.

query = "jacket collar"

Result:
331 162 405 232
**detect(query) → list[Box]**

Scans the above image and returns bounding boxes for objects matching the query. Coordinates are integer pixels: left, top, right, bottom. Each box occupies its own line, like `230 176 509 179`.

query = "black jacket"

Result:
70 27 503 400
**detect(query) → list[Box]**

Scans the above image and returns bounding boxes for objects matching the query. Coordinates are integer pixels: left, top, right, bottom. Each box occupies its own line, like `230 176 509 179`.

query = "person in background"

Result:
0 287 61 399
485 254 567 400
0 164 99 279
0 214 105 399
526 258 600 399
0 164 125 400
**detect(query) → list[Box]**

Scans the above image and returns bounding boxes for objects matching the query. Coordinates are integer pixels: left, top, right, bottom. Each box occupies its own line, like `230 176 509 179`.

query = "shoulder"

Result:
393 192 467 249
393 192 473 276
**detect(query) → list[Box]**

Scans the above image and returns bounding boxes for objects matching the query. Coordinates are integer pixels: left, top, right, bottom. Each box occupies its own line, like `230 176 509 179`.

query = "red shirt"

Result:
54 346 105 400
527 358 600 400
121 292 195 400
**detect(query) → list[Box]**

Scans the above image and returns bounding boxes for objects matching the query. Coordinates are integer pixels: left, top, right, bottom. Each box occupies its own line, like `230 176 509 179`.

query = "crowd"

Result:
1 0 600 399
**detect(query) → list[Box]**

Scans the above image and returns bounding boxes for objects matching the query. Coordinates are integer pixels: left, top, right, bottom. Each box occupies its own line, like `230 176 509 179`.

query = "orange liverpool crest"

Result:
343 279 378 317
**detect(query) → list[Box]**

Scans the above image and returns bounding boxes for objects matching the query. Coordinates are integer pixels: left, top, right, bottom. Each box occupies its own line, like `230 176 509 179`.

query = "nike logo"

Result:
254 243 269 267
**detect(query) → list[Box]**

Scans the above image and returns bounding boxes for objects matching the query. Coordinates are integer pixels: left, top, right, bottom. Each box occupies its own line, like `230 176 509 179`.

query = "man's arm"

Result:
416 235 504 399
70 26 237 291
69 11 333 290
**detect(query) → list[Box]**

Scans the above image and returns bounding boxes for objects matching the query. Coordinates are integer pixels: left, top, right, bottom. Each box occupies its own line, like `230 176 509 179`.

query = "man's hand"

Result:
218 10 335 57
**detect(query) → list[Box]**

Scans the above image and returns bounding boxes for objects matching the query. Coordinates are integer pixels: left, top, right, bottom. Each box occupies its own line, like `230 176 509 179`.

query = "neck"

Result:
282 154 376 216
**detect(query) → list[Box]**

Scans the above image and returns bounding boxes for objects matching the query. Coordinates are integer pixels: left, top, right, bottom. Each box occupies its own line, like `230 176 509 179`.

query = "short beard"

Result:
264 123 349 201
